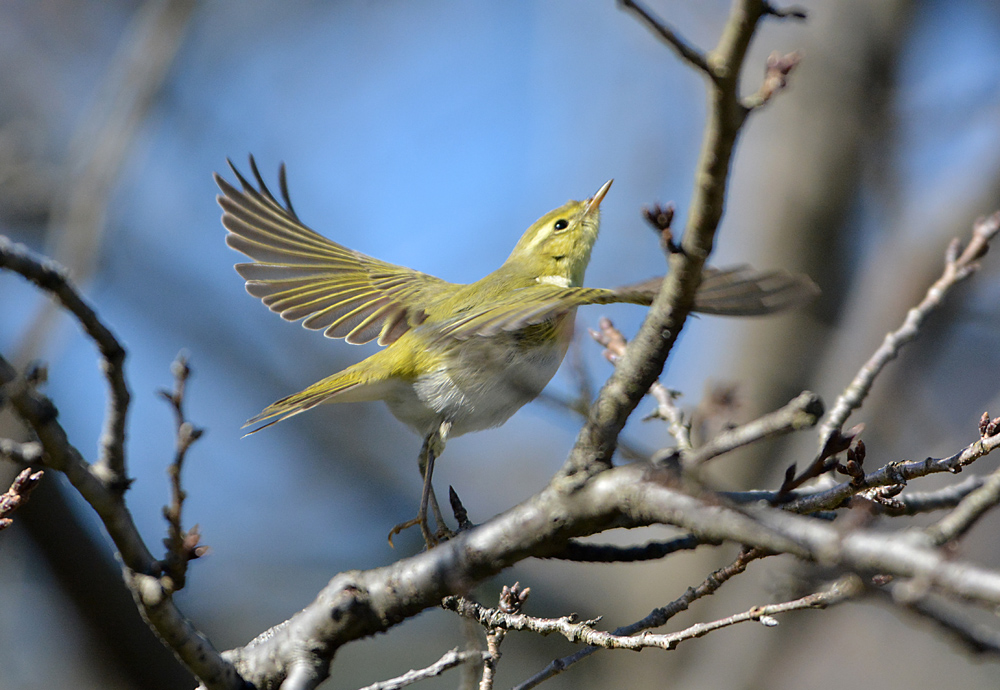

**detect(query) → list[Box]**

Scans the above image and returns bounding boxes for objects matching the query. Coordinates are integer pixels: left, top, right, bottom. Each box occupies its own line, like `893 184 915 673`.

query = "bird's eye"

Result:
553 219 569 231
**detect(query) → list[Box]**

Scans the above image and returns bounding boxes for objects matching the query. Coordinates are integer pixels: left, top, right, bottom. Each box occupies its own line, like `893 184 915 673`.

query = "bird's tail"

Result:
243 356 399 434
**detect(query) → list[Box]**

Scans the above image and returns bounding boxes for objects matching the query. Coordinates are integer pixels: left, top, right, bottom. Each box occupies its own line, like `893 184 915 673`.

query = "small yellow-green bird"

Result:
215 158 815 544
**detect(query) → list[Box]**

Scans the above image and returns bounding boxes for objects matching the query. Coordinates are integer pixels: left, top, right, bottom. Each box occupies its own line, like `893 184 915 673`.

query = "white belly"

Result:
384 328 570 438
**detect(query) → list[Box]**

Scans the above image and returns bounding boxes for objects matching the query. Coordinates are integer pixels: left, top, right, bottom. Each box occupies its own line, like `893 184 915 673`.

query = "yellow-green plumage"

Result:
216 158 818 543
215 159 817 441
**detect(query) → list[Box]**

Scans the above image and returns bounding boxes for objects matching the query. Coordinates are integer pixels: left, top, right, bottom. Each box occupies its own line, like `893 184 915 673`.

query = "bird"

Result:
215 157 816 545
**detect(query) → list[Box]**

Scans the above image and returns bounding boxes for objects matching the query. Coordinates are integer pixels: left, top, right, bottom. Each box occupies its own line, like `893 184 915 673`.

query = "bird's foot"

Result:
389 509 451 548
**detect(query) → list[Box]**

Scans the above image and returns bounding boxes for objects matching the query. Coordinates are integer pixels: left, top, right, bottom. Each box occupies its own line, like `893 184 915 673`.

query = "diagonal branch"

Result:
618 0 712 75
561 0 795 482
924 463 1000 547
680 390 823 467
813 212 1000 467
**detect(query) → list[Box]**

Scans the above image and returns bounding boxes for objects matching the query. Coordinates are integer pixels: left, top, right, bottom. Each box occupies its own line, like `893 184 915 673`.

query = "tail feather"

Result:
243 360 398 433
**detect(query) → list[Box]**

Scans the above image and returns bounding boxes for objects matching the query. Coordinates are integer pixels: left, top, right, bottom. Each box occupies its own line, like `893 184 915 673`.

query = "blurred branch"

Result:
879 584 1000 657
681 390 823 467
618 0 711 74
0 438 44 465
16 0 196 362
546 534 707 562
925 461 1000 547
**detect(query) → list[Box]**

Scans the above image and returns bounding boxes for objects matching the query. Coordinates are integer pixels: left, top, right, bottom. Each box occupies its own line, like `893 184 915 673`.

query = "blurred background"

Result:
1 0 1000 688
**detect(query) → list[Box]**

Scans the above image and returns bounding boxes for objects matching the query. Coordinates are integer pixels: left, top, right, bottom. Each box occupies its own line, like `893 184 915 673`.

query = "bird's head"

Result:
505 180 612 288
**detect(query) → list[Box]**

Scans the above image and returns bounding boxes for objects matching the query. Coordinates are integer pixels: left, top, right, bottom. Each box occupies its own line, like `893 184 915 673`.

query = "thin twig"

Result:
617 0 712 75
924 463 1000 547
592 317 823 469
0 354 234 686
762 2 808 19
480 631 503 690
516 548 766 689
647 573 861 645
878 475 985 516
784 428 1000 515
159 353 207 591
879 584 1000 656
0 467 44 530
813 212 1000 470
0 237 130 485
680 390 823 467
452 568 859 657
590 317 692 450
355 649 490 690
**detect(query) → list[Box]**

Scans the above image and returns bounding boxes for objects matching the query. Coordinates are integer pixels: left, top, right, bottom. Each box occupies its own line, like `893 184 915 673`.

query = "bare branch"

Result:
763 2 808 19
814 212 1000 468
559 0 780 481
880 584 1000 657
924 463 1000 547
452 568 858 655
354 648 490 690
224 455 1000 688
589 317 692 449
546 534 707 562
0 352 238 688
886 476 986 516
480 633 502 690
0 237 130 485
159 353 208 591
516 548 766 689
681 390 823 467
785 427 1000 515
650 573 860 645
618 0 711 75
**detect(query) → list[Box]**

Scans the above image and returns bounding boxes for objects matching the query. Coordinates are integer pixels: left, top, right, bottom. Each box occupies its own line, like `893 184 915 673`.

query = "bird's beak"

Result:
586 179 613 214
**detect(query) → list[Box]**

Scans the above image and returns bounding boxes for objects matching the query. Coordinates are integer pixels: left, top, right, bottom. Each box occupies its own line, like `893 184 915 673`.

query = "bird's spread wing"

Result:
630 265 820 316
435 266 818 340
216 158 457 345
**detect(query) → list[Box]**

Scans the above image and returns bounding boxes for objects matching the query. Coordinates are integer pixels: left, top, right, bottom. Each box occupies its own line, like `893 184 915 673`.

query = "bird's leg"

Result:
388 421 453 548
426 422 452 541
